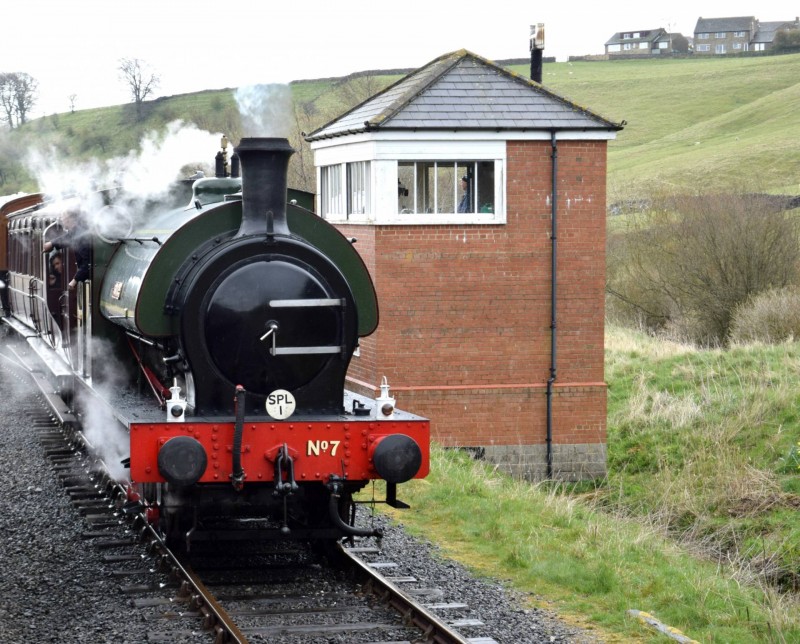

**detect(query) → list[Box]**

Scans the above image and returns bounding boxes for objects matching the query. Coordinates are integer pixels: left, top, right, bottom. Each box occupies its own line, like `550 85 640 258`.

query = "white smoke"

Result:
235 84 293 138
79 389 131 484
25 120 224 231
76 337 134 483
111 120 223 196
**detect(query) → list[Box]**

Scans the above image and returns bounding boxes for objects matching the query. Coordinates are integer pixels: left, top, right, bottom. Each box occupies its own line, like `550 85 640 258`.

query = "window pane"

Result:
419 162 436 214
476 161 494 213
437 162 455 213
321 165 342 217
398 163 414 213
347 161 370 215
456 162 474 213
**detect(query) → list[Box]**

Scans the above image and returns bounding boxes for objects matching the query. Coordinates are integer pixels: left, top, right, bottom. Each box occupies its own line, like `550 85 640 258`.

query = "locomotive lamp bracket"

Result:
352 399 372 416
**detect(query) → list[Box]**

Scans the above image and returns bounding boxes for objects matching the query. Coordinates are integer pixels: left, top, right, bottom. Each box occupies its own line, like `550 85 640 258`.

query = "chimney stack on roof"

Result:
530 23 545 84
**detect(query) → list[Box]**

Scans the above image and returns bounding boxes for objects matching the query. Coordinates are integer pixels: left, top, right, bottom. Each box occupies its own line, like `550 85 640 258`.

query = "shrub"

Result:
607 193 800 345
729 286 800 344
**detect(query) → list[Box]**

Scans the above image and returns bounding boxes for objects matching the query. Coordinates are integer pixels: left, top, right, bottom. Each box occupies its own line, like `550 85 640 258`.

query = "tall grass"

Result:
373 325 800 641
603 325 800 594
382 446 799 642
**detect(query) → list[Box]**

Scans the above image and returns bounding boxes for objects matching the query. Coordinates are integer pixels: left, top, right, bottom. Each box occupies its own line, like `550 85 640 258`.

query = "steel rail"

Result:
336 541 472 644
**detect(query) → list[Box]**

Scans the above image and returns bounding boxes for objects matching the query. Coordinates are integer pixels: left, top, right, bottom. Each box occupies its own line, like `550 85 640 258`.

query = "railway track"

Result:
1 350 499 644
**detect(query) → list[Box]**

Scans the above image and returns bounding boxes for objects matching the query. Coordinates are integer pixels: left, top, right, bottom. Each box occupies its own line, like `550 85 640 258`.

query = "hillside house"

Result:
604 28 673 55
305 50 623 480
694 15 800 53
751 18 800 51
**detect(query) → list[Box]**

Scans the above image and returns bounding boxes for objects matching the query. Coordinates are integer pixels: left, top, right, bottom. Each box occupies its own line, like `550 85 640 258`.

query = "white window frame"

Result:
396 160 495 217
313 136 507 226
347 161 370 216
715 32 726 39
320 164 344 218
698 32 709 39
697 44 710 51
715 43 726 54
320 161 373 220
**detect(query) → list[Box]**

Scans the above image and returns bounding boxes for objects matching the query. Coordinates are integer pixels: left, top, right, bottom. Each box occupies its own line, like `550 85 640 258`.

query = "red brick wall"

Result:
337 139 607 453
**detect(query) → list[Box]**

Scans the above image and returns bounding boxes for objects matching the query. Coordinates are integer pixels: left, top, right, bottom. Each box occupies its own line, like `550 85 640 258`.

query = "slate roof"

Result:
604 28 668 47
306 50 622 142
753 21 796 43
694 16 756 34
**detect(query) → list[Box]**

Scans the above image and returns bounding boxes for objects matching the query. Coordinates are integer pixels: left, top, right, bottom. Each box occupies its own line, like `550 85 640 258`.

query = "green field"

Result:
507 55 800 198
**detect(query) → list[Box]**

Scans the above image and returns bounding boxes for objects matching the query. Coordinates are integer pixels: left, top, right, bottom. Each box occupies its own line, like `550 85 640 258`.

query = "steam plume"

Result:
235 84 292 138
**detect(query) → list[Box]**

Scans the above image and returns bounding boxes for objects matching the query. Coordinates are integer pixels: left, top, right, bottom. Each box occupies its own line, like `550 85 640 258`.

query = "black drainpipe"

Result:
545 130 558 479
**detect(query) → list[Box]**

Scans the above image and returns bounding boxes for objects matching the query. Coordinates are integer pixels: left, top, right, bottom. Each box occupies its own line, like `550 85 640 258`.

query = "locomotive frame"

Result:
0 137 429 546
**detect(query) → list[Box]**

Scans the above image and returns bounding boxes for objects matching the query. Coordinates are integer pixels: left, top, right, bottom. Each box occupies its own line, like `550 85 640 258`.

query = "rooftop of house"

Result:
753 20 800 42
604 28 668 46
695 16 757 33
306 49 623 142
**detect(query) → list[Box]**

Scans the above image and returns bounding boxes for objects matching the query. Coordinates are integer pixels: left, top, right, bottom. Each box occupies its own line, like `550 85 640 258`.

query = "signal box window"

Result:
397 161 495 216
347 161 370 216
320 164 343 218
321 162 371 219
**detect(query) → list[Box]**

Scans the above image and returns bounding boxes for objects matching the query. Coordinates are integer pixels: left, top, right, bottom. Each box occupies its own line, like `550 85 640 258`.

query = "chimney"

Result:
233 137 294 238
530 23 545 84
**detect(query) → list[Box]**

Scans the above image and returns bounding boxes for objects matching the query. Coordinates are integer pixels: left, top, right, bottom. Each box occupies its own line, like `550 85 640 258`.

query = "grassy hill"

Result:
3 53 799 200
510 54 800 199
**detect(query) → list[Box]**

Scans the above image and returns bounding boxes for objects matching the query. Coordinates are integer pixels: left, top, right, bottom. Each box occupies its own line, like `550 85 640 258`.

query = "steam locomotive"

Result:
0 137 429 545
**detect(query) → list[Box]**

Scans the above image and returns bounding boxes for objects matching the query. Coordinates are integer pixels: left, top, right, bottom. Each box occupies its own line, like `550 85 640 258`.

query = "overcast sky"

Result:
3 0 796 117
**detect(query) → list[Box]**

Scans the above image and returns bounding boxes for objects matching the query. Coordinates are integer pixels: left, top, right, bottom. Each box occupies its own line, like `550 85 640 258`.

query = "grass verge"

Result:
365 324 800 642
376 447 797 642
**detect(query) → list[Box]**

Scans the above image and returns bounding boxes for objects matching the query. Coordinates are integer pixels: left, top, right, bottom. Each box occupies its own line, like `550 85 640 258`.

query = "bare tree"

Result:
0 75 13 128
287 100 321 192
333 72 394 108
0 72 38 128
118 57 159 120
607 193 800 345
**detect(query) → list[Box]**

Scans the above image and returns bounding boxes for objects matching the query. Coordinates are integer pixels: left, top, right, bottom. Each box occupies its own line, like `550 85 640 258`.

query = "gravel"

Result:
0 359 602 643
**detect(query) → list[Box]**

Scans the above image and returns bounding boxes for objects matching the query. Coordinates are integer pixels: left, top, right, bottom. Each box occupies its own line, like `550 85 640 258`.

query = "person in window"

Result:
48 251 63 288
42 203 92 291
457 175 471 213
